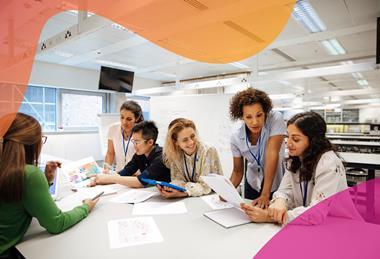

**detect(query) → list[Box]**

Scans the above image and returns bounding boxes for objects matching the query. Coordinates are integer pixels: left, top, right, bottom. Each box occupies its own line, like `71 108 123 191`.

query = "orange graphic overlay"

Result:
0 0 295 136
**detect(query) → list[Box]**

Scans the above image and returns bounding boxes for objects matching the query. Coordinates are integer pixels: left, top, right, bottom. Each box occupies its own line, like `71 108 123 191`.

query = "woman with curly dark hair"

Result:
229 87 286 207
241 112 348 225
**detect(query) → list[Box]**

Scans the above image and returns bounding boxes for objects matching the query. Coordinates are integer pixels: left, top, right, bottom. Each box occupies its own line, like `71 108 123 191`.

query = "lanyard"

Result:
121 129 132 160
245 128 262 172
184 151 197 182
299 181 308 207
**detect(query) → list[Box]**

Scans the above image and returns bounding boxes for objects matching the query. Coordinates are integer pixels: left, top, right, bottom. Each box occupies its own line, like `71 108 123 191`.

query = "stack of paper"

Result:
204 208 252 228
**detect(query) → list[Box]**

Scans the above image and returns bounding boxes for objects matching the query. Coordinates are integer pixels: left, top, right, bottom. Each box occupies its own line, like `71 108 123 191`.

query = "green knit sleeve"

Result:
23 166 89 234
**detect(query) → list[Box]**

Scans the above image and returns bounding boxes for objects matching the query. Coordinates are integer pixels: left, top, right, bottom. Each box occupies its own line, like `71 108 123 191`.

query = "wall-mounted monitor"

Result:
98 66 134 93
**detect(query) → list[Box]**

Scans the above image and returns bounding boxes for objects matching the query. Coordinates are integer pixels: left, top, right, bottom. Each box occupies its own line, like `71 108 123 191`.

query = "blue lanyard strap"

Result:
184 151 197 182
122 129 132 158
299 181 308 207
245 128 262 169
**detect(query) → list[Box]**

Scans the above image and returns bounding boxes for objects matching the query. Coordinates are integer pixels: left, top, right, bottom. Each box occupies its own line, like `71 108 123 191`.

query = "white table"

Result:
339 152 380 175
16 188 280 259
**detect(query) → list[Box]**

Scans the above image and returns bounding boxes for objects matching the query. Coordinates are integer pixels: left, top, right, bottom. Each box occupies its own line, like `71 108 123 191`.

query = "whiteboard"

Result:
150 94 240 178
97 113 120 157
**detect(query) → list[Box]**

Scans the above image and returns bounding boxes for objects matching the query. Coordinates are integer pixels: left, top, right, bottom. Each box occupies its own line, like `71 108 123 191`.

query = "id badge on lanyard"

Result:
122 129 132 162
300 181 308 207
245 129 263 173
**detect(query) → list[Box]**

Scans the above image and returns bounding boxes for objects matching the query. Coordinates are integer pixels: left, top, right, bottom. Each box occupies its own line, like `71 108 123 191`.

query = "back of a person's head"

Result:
286 111 334 181
0 113 42 202
120 100 144 123
164 118 197 164
132 120 158 143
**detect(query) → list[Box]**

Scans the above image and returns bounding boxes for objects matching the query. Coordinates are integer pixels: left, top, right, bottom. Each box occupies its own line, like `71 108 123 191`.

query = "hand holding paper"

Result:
201 174 244 208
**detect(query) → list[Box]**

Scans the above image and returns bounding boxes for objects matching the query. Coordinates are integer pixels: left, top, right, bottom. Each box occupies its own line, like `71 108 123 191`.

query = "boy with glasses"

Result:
91 121 170 188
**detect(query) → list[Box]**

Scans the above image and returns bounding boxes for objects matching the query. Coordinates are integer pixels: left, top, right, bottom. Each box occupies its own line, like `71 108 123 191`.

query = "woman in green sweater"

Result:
0 113 99 259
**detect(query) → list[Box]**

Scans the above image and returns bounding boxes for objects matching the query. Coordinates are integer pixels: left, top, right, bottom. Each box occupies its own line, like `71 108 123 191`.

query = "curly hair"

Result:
286 112 335 182
229 87 273 121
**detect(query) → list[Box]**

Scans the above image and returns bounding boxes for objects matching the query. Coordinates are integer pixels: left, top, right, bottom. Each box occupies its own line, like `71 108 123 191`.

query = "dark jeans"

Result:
244 177 274 200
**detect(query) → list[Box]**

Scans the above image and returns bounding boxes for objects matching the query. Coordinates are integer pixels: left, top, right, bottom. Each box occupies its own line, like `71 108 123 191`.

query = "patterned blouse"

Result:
271 150 348 224
169 142 223 197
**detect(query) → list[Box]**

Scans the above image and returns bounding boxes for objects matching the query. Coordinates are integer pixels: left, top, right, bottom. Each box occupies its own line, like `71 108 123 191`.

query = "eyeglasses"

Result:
42 136 48 144
131 139 148 145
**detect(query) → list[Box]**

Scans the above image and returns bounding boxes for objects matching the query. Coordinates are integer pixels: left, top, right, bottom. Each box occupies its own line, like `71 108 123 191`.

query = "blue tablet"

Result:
140 178 187 192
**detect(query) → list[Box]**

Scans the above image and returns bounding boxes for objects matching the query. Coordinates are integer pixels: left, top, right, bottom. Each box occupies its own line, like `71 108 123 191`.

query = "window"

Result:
18 85 108 132
19 86 57 132
59 89 107 131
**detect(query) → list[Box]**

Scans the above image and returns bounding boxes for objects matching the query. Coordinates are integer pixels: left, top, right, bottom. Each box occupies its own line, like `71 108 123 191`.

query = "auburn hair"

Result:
0 113 42 202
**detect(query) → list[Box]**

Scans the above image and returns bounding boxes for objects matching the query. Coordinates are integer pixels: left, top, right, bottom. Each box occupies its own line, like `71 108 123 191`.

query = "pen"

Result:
92 191 104 200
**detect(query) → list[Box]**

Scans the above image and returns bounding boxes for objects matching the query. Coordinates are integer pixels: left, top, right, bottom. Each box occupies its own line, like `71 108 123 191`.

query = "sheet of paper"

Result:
110 189 157 204
201 194 234 210
74 184 121 196
108 217 163 249
201 174 244 208
56 193 82 211
61 157 102 188
204 207 251 228
132 201 187 215
55 185 119 211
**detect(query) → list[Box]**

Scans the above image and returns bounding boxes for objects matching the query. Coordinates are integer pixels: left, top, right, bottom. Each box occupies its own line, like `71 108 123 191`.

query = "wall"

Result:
29 61 161 161
42 132 103 161
150 94 239 177
359 108 380 123
29 61 161 91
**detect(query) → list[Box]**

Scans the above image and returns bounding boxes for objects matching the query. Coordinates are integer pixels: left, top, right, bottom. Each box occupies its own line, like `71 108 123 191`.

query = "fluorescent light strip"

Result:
229 62 250 69
357 79 368 86
329 39 346 54
321 38 346 55
343 98 380 105
268 93 296 100
292 0 326 33
340 61 364 79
